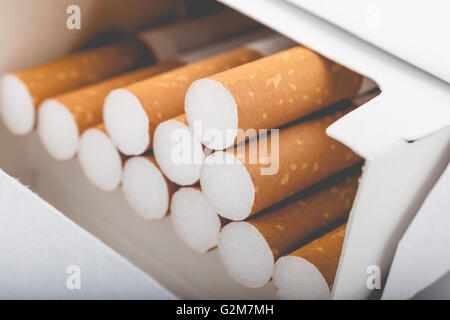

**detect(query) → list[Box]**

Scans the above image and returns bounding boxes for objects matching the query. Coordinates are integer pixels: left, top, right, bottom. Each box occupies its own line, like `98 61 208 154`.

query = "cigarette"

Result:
185 46 370 150
218 167 359 288
200 104 362 221
171 187 228 253
138 10 258 61
153 114 205 186
122 155 177 220
0 40 151 136
154 36 304 186
78 124 126 192
272 223 347 300
37 60 183 161
103 34 295 156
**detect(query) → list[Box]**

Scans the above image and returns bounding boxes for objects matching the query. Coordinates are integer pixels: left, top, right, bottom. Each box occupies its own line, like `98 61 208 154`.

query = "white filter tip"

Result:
38 99 79 161
104 88 150 156
0 74 35 135
78 127 123 192
185 79 238 150
171 188 221 253
153 119 203 186
218 222 274 288
273 256 331 300
122 156 171 220
200 151 254 221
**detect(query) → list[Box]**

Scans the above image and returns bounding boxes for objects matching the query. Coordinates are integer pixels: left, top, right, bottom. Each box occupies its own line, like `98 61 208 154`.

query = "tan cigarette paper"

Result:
186 46 363 150
1 40 151 135
273 223 347 300
104 47 264 156
247 168 358 260
47 59 183 134
15 40 150 105
38 60 183 160
201 104 362 221
218 167 359 288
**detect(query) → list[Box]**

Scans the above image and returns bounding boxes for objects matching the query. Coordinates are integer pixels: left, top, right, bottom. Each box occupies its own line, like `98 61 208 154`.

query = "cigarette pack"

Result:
219 0 450 299
0 0 448 300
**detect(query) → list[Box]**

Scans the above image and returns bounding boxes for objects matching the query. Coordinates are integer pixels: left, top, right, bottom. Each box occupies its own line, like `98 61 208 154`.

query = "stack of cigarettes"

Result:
0 10 380 299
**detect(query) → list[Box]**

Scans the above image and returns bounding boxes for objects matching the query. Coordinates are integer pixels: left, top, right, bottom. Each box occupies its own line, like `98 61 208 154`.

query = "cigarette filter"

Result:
273 223 347 300
1 40 151 135
38 60 183 160
218 168 359 288
153 114 205 186
201 105 362 221
122 155 177 220
171 187 228 253
78 124 126 192
185 46 364 150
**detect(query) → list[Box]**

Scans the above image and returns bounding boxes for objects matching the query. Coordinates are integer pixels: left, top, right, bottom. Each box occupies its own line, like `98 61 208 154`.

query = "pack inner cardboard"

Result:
220 0 450 299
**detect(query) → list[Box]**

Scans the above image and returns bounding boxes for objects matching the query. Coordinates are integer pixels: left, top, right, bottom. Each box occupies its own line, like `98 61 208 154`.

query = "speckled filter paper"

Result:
288 223 347 290
0 168 175 299
124 47 264 151
13 40 151 109
234 106 361 217
382 163 450 300
206 46 362 144
247 167 359 260
51 59 183 134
